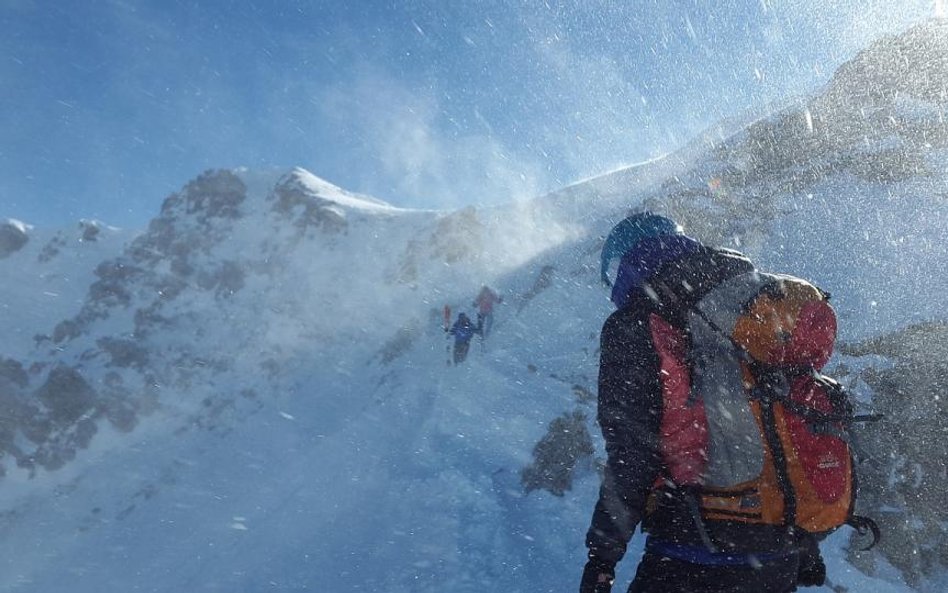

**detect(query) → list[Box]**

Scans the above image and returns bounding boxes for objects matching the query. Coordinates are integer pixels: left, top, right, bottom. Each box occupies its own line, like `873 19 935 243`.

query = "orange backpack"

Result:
649 272 878 542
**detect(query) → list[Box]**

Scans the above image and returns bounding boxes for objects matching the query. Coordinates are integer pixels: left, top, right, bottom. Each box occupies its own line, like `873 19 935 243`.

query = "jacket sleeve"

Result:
585 308 664 565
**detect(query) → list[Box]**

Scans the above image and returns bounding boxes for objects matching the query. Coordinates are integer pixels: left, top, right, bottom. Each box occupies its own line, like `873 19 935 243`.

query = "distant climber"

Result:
473 285 503 337
448 312 480 364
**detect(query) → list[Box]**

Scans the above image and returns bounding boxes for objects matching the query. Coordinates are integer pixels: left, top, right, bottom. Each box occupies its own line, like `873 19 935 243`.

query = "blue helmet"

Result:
600 212 682 286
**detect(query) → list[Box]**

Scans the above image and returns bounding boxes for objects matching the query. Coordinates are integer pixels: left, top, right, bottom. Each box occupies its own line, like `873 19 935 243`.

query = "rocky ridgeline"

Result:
0 168 377 478
2 171 247 475
721 20 948 191
619 20 948 259
1 165 502 479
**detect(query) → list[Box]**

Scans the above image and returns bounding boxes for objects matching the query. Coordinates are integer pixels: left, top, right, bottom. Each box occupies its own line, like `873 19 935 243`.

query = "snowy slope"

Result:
0 164 604 593
1 20 947 593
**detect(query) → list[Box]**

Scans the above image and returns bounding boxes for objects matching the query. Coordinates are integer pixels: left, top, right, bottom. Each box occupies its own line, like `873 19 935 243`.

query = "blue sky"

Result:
0 0 938 227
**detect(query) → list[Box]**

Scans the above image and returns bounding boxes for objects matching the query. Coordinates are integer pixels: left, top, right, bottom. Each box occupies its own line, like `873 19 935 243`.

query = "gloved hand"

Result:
797 549 826 587
796 531 826 588
579 558 615 593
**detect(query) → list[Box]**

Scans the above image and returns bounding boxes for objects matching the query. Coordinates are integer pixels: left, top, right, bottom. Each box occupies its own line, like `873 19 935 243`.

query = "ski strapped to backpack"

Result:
646 264 882 551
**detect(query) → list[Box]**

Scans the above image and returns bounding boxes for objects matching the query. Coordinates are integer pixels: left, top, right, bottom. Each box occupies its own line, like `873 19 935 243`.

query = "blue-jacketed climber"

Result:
448 312 480 364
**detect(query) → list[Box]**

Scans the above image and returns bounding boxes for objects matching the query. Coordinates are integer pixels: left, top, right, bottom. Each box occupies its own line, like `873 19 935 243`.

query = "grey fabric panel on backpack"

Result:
693 270 778 338
687 271 776 487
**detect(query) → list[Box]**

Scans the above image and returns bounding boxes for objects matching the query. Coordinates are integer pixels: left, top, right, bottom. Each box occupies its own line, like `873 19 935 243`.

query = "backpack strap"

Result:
847 515 882 550
683 489 721 553
750 364 883 427
648 246 755 317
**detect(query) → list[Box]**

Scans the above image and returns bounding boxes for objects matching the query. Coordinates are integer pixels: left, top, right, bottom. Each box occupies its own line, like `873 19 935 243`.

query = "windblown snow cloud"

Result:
317 70 548 210
1 0 940 227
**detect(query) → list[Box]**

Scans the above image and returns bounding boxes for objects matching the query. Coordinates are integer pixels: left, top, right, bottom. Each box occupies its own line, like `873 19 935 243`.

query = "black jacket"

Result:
585 246 796 566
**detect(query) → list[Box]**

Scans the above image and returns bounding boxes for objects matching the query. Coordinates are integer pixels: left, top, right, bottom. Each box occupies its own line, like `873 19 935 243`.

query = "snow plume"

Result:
936 0 947 18
523 12 675 177
318 70 547 211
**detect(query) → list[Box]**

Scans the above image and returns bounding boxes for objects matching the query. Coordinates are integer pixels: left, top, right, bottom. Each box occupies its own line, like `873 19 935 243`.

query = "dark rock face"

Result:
197 260 246 297
97 337 149 370
171 169 247 224
0 365 115 473
394 207 485 285
521 409 595 497
517 265 555 314
133 169 248 267
0 359 31 476
376 320 421 365
80 220 101 242
0 398 32 476
0 220 29 258
35 366 98 426
0 358 28 388
51 319 83 344
839 322 948 586
88 259 144 307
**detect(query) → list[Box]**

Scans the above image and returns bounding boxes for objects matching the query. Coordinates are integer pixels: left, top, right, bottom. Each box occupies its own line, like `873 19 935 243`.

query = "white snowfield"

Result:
0 22 946 593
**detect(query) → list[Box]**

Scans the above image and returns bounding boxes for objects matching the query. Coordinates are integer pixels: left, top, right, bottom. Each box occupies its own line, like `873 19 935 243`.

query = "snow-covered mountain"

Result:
1 20 946 593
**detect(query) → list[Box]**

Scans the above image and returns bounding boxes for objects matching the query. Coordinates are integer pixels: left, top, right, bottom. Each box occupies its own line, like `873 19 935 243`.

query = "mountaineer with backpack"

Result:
473 285 503 338
448 312 480 365
580 212 878 593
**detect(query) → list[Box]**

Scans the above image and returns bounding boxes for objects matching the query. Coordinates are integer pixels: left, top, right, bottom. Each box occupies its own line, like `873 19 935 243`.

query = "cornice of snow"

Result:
281 167 400 212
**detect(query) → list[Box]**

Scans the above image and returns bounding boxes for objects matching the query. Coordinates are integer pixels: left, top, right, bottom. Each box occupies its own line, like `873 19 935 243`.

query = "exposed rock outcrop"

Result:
0 219 29 258
270 172 348 235
840 322 948 586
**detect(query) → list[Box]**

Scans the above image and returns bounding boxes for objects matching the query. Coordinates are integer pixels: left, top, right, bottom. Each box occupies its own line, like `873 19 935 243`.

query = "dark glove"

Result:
579 558 615 593
796 532 826 588
797 550 826 587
